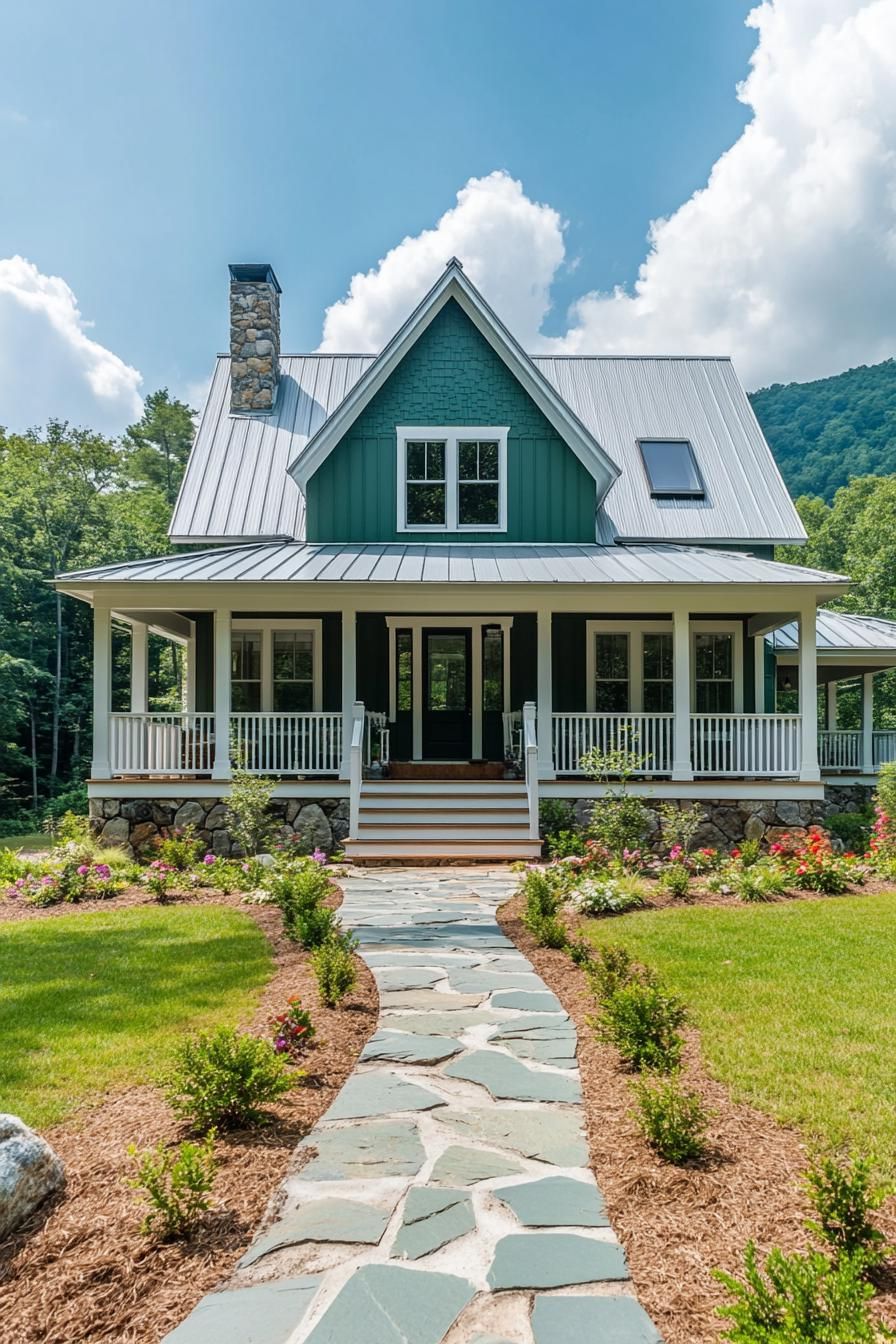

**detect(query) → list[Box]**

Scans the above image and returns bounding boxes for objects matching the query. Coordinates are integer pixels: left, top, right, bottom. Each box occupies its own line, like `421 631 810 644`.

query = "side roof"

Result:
771 609 896 654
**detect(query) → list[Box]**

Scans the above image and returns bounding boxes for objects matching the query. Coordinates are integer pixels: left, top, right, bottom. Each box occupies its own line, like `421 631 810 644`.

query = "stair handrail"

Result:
349 700 365 838
522 701 539 840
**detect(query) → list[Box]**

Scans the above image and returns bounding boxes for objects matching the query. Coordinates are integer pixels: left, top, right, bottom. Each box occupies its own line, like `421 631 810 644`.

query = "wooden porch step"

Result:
343 838 542 861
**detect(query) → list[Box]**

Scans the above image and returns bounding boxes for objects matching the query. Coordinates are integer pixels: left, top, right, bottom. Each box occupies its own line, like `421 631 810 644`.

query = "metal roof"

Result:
57 542 847 589
771 610 896 653
170 352 804 547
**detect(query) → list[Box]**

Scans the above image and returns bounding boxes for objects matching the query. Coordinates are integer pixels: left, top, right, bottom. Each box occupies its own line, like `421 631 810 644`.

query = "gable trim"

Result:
288 262 620 501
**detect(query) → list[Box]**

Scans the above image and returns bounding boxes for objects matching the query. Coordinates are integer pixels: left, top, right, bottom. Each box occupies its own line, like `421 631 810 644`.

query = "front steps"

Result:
343 779 542 862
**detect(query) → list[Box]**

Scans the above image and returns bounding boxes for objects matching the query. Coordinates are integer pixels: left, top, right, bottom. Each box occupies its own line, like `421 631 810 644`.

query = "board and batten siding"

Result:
305 299 597 544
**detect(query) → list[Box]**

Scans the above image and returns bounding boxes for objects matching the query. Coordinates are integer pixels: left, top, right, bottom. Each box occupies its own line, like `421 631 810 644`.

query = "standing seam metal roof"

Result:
56 542 847 588
771 610 896 653
169 353 805 547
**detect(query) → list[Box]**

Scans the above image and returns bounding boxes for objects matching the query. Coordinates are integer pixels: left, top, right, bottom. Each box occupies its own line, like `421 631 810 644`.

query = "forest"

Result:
2 360 896 833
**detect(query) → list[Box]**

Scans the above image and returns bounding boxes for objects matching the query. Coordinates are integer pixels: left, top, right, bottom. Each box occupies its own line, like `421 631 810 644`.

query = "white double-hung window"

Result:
397 426 508 532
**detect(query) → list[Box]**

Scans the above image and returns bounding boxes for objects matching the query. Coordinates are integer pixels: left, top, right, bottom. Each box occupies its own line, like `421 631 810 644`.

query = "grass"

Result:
584 891 896 1176
0 905 274 1129
0 833 49 852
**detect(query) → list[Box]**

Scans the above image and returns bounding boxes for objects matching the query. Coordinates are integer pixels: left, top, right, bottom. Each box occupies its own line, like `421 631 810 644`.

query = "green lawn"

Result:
585 892 896 1176
0 833 49 852
0 905 274 1128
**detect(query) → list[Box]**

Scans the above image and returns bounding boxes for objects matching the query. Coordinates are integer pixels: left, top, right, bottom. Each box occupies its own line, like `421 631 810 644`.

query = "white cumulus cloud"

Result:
318 171 566 353
0 256 143 434
318 0 896 389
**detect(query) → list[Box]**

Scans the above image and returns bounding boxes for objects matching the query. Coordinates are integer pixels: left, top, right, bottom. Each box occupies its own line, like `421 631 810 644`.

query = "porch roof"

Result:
56 540 848 591
771 609 896 655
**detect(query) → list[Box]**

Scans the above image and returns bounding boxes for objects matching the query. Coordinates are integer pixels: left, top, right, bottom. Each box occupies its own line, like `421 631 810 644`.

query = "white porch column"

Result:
340 608 357 778
185 623 197 713
798 598 820 781
130 621 149 714
91 604 112 780
753 635 767 713
862 672 874 776
536 606 555 779
211 607 232 781
672 606 692 780
826 680 838 733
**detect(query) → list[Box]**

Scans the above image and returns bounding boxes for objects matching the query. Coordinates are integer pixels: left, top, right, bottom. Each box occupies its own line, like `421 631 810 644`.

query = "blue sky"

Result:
0 0 893 430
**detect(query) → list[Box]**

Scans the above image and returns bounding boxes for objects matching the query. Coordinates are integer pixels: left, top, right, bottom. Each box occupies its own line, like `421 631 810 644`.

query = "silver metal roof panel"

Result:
772 610 896 653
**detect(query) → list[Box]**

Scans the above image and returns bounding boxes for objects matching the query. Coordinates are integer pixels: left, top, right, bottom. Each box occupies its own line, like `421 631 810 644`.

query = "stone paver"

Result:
164 867 658 1344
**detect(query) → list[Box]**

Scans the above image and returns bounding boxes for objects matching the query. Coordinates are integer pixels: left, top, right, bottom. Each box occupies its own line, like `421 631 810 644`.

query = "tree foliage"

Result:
0 391 194 830
752 358 896 502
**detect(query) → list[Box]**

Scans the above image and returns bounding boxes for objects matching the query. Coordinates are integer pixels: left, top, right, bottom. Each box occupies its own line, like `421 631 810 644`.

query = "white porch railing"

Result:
349 702 365 838
230 713 343 775
523 702 539 839
110 712 215 776
690 714 801 777
818 730 862 771
874 731 896 768
551 713 674 775
364 711 391 768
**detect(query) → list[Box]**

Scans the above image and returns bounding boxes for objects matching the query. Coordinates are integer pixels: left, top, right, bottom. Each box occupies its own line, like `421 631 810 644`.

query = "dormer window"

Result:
639 438 704 498
397 426 508 532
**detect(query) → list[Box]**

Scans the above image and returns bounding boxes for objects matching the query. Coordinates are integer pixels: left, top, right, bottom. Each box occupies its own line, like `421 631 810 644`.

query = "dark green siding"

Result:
552 615 587 712
321 613 342 712
356 614 389 712
510 615 537 708
306 299 597 544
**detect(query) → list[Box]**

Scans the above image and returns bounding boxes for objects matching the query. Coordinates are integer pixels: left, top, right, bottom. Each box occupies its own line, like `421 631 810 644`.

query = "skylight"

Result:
638 439 705 498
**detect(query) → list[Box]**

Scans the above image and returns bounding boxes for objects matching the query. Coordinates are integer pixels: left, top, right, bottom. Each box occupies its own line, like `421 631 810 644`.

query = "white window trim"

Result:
231 618 323 712
396 426 509 533
585 619 743 713
385 616 513 759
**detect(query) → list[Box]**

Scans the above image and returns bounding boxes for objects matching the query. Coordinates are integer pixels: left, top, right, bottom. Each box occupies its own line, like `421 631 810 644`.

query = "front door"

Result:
422 628 472 759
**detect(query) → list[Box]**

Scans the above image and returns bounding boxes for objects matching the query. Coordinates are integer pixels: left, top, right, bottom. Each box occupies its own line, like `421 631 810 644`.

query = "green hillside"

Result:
750 358 896 501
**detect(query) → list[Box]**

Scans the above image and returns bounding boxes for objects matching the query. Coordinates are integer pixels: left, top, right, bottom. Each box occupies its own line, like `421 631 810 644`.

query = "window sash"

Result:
398 428 507 532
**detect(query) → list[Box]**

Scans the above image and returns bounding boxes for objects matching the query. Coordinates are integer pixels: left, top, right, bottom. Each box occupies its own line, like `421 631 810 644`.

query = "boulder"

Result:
766 826 807 847
293 803 332 853
100 816 130 847
88 799 104 820
205 804 228 830
0 1114 65 1238
743 814 766 843
285 799 302 826
775 800 803 827
331 815 350 846
693 821 730 851
130 821 159 852
212 829 232 857
173 801 206 831
101 799 121 819
121 800 153 823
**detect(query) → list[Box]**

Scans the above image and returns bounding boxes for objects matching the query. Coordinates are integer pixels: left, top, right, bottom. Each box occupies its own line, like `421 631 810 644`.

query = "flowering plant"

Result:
270 997 316 1054
8 858 120 905
142 858 178 901
567 875 646 916
770 828 862 895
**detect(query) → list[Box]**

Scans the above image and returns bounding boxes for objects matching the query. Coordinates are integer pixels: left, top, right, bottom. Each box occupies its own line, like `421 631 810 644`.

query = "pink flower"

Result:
77 864 90 876
203 853 216 865
311 848 327 864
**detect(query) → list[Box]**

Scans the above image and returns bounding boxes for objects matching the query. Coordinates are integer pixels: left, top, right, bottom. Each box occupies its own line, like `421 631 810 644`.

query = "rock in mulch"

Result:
0 1113 65 1238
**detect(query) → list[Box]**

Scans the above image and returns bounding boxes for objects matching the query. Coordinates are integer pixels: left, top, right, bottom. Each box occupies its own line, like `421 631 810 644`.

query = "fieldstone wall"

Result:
88 797 349 858
571 783 875 851
229 265 280 412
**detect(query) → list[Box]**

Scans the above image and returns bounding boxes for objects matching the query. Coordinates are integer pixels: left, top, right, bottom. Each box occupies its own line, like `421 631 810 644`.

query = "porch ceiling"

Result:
55 540 848 593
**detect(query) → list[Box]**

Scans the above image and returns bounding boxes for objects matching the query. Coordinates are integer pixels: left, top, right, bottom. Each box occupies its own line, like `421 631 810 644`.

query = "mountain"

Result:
750 358 896 502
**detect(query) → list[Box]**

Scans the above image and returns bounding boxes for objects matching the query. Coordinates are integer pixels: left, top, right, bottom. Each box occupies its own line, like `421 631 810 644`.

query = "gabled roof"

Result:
286 260 620 502
56 540 848 591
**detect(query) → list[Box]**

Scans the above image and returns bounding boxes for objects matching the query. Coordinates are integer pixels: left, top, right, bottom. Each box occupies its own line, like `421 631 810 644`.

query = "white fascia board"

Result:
288 265 620 502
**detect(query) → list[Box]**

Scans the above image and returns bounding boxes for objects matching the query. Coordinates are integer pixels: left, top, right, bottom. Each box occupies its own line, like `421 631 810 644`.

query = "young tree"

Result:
124 389 196 505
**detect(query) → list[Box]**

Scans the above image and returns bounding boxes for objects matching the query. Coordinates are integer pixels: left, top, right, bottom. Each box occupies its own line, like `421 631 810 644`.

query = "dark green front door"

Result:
423 629 472 759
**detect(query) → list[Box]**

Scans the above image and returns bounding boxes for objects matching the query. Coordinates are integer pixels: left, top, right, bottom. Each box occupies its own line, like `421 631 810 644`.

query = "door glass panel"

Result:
427 635 467 711
396 629 413 712
482 626 503 712
595 632 629 712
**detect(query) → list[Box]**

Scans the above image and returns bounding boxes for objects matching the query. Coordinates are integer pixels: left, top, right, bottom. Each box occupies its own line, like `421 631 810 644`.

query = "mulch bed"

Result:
0 884 378 1344
498 891 896 1343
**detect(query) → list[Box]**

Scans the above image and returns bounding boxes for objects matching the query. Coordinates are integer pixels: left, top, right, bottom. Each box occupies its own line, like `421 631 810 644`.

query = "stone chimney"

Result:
228 263 281 412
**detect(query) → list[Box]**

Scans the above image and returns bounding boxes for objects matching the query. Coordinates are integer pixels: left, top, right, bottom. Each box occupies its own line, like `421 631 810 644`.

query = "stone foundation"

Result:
571 783 875 851
88 797 350 858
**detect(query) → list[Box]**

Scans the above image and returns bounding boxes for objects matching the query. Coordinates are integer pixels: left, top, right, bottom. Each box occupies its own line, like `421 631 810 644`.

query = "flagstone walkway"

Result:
166 867 661 1344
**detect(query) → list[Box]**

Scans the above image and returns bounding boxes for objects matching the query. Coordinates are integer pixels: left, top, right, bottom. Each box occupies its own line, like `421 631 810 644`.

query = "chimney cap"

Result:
228 263 282 293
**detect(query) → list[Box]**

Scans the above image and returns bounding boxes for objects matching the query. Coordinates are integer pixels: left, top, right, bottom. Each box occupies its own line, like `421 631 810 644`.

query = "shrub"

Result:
520 866 561 929
311 931 359 1007
828 810 874 855
714 1242 886 1343
770 829 858 894
128 1134 216 1239
270 997 316 1055
266 858 333 944
539 798 577 851
567 934 594 967
164 1027 294 1131
198 855 253 894
598 979 686 1072
546 828 587 860
588 795 650 862
659 801 705 855
225 770 277 856
294 900 339 949
732 838 762 868
0 848 26 885
568 875 646 916
632 1075 710 1163
731 860 787 903
804 1153 891 1268
876 761 896 822
658 862 691 899
55 810 92 844
156 825 204 871
586 942 639 1004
